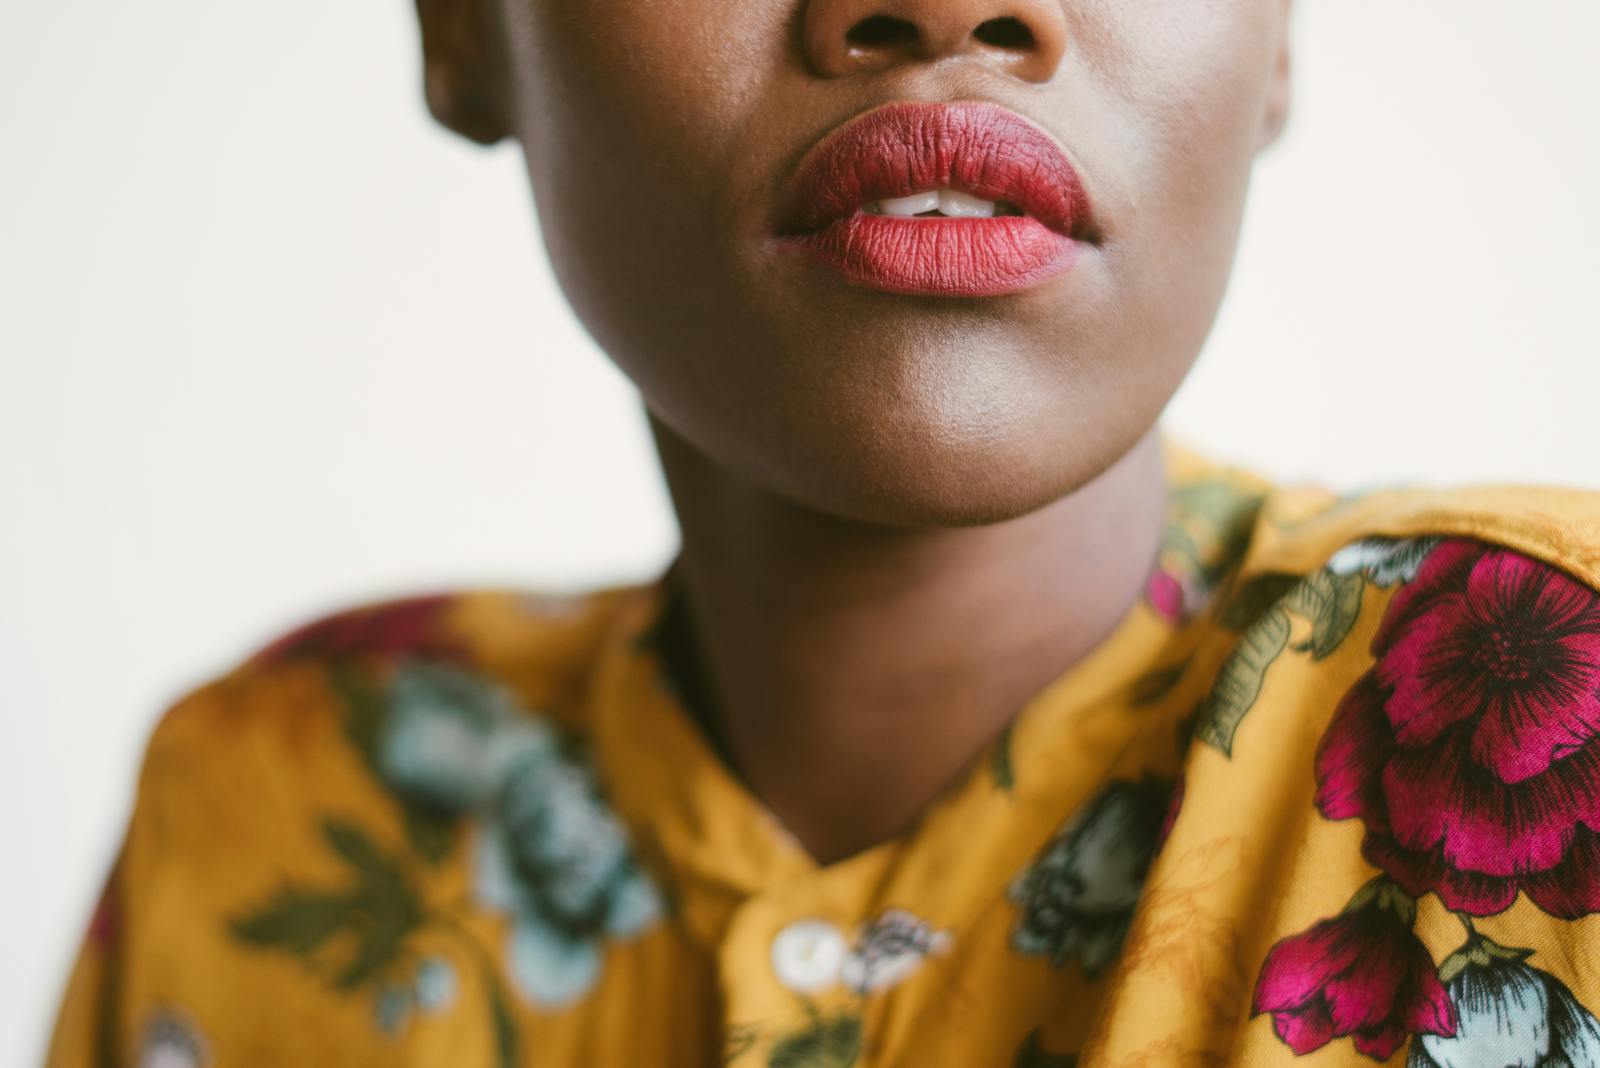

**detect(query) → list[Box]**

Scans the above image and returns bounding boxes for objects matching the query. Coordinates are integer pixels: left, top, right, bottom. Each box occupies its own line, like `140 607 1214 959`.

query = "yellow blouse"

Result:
47 445 1600 1067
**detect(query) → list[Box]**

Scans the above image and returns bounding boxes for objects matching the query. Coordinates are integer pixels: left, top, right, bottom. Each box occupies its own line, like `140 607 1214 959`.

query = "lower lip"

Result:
779 214 1080 298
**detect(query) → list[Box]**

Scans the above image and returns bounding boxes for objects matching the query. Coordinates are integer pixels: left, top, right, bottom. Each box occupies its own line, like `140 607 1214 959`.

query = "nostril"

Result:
846 14 919 49
972 17 1035 50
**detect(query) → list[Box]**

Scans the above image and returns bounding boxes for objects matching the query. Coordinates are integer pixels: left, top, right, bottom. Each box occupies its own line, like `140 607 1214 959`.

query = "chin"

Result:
733 409 1135 530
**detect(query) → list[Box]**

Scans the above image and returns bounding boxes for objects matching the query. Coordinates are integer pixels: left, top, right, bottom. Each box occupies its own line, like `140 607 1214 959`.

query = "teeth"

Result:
938 189 997 218
863 188 1011 218
877 191 941 217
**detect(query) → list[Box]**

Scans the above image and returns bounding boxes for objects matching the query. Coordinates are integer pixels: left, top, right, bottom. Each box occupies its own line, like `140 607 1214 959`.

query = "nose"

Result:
803 0 1068 84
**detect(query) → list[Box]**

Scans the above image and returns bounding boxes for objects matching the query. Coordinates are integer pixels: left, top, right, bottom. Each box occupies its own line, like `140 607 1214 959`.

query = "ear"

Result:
1256 0 1293 151
415 0 511 145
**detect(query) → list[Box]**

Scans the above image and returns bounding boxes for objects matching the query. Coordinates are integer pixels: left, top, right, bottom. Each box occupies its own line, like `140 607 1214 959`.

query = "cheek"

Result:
499 0 771 203
1065 1 1282 358
1081 1 1280 227
495 0 782 361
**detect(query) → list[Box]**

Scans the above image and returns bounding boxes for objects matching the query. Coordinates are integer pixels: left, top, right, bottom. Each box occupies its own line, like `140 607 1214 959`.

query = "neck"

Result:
649 418 1169 865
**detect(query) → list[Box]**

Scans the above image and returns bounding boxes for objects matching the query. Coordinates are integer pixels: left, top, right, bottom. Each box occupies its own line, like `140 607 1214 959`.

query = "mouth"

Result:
774 101 1096 298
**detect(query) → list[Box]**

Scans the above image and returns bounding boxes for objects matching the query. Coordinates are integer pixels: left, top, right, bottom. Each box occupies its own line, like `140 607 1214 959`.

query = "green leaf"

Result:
1170 482 1265 532
1169 482 1268 585
991 723 1016 791
1130 660 1190 707
328 663 461 867
1342 876 1418 927
723 1027 758 1065
323 820 396 879
232 817 425 994
1220 572 1300 631
487 970 520 1068
1287 569 1365 661
326 825 425 990
1193 606 1292 757
1015 1030 1078 1068
1160 523 1203 579
328 661 387 766
402 803 458 864
768 1013 863 1068
1438 931 1535 984
230 888 354 957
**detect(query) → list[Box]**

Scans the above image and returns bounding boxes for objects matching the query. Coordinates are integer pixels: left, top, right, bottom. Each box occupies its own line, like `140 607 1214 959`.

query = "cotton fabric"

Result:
46 443 1600 1066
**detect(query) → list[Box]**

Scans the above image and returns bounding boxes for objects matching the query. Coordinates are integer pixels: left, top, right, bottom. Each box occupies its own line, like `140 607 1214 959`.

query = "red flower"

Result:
1316 540 1600 917
250 594 465 667
88 870 121 949
1156 775 1185 850
1252 885 1456 1059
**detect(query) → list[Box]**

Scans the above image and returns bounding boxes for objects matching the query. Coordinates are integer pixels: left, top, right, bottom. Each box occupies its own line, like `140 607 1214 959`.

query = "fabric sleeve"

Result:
1092 535 1600 1065
42 683 218 1068
44 859 125 1068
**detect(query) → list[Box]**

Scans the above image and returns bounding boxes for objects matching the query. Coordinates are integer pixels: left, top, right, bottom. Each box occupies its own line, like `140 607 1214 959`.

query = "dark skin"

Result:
415 0 1292 863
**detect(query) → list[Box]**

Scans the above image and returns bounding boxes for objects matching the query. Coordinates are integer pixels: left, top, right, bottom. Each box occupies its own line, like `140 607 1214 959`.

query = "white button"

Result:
770 919 847 993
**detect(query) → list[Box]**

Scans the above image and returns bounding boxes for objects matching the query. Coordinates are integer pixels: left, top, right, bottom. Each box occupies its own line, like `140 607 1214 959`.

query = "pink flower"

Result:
1252 885 1456 1060
1145 568 1186 624
1316 540 1600 918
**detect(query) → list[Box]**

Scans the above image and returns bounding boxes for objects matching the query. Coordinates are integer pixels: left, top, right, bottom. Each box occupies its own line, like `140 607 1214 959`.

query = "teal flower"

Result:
373 956 459 1035
376 661 663 1008
414 955 458 1010
379 659 555 809
474 746 663 1006
1008 777 1173 976
1409 935 1600 1068
1326 536 1440 588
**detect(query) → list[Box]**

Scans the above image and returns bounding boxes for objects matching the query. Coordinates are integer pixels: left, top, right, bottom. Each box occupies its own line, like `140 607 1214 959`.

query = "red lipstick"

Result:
775 101 1094 298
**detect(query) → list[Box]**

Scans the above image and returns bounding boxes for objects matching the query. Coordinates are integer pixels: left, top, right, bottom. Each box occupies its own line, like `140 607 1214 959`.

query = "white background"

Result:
2 1 1597 1061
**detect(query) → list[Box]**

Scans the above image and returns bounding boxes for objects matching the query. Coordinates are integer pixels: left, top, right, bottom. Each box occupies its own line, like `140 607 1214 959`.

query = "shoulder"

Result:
1246 468 1600 589
1136 466 1600 1063
1166 439 1600 649
137 582 651 812
1176 456 1600 763
92 583 668 1048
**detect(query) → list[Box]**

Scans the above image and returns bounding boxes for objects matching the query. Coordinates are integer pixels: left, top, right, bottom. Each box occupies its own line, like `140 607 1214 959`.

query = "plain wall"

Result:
2 1 1597 1060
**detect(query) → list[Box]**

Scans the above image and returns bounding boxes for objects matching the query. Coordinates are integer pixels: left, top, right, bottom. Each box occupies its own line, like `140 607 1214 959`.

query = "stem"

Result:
426 910 520 1068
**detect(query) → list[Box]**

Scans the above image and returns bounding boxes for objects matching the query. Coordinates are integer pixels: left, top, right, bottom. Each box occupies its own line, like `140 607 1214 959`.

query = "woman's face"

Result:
424 0 1291 525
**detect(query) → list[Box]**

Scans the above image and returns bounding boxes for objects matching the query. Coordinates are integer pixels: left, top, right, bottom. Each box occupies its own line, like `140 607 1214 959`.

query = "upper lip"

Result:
777 100 1094 238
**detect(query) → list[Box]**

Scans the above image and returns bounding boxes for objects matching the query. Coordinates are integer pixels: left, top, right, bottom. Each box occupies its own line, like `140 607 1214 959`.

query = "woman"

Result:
48 1 1600 1064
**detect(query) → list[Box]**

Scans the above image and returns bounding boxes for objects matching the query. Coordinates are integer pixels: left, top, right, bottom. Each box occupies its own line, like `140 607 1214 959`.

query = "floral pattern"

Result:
1316 539 1600 918
1190 558 1372 757
766 1008 864 1068
136 1008 210 1068
1008 776 1175 977
726 910 948 1063
51 453 1600 1068
375 956 459 1035
1326 536 1441 588
839 909 951 994
1014 1030 1078 1067
1145 479 1267 624
251 595 464 667
229 657 662 1068
1409 933 1600 1068
376 660 663 1006
1256 537 1600 1062
1144 568 1189 625
1252 879 1456 1059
